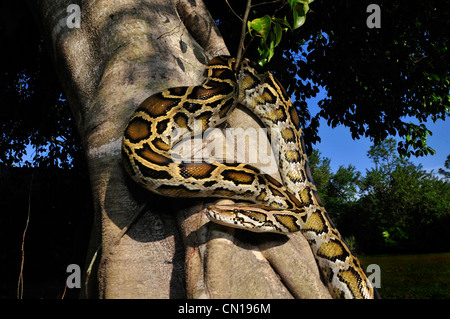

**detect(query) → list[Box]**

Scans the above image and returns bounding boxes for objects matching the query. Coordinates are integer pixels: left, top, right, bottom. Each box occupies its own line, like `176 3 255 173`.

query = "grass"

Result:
358 252 450 299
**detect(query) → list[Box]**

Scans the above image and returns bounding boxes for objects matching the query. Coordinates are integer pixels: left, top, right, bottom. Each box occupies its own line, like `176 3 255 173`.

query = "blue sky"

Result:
306 88 449 176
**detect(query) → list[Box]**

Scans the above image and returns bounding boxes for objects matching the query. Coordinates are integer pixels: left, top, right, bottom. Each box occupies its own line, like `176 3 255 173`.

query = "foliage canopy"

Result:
1 0 449 167
310 139 450 253
208 0 450 156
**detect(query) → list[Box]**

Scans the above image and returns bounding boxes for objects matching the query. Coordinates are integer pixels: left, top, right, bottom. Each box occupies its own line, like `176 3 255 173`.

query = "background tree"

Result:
367 139 399 172
292 0 450 156
328 165 361 204
307 149 332 203
207 0 450 155
438 155 450 179
308 149 361 212
352 140 450 253
309 140 450 254
307 150 362 252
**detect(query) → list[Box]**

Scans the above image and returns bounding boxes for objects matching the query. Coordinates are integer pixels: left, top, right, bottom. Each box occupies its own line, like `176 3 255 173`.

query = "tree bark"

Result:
32 0 331 298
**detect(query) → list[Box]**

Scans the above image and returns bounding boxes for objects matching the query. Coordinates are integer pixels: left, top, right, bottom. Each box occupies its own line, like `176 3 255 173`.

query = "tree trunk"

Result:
32 0 331 298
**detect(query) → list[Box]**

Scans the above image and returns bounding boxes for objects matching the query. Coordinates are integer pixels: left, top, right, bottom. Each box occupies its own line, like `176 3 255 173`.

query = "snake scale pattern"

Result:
122 55 377 299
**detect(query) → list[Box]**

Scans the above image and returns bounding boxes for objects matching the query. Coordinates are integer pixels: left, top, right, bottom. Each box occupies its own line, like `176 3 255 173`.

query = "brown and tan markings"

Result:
122 56 377 299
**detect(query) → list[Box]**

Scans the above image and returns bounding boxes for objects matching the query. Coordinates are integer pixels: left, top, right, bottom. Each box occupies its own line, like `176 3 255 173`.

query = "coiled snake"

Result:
122 56 377 299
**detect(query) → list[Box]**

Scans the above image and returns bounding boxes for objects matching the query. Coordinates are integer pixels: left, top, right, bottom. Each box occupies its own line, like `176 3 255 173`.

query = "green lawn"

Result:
358 252 450 299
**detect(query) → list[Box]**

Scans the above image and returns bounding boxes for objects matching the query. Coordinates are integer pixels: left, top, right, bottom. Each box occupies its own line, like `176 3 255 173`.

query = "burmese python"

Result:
122 56 377 299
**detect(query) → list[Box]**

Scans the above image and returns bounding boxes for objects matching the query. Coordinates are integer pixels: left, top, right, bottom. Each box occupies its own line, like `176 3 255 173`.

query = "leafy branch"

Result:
232 0 314 68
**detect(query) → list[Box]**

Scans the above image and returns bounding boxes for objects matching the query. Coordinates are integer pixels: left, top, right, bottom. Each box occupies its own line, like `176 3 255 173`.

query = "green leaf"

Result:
430 73 440 81
257 38 270 66
257 40 266 55
292 3 309 29
288 0 313 9
248 15 271 41
287 0 297 9
273 23 283 47
268 36 275 61
272 17 292 30
250 1 314 65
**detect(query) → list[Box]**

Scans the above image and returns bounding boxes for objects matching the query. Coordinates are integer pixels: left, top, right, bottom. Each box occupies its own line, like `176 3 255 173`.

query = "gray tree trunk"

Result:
32 0 331 298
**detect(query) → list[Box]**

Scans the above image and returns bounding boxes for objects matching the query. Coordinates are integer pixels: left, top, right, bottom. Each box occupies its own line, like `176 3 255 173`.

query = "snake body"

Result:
122 56 377 299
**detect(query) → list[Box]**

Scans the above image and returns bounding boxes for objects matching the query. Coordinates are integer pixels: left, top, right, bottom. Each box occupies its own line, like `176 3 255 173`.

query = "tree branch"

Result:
235 0 252 70
225 0 243 21
251 0 282 8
